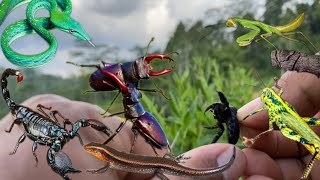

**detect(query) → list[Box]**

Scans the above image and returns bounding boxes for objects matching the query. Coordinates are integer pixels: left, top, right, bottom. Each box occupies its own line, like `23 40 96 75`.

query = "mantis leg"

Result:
256 32 278 50
282 31 318 53
235 24 260 46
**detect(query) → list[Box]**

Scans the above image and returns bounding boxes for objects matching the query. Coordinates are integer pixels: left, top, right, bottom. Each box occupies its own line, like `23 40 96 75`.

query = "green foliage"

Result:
141 56 257 154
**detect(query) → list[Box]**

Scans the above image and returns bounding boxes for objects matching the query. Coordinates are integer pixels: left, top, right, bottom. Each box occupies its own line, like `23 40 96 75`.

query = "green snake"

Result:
0 0 92 68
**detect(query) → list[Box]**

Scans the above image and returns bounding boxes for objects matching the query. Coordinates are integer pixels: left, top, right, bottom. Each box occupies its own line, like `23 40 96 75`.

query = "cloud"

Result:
0 0 263 77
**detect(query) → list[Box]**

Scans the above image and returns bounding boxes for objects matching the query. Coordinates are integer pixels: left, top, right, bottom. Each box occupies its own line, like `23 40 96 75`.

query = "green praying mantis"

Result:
226 13 318 52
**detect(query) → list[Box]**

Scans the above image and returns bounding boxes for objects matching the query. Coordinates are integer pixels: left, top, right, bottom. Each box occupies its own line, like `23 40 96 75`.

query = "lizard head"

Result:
84 143 112 161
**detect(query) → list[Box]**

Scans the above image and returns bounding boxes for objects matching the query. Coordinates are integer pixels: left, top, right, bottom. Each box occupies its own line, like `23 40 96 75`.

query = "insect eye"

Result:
69 29 76 34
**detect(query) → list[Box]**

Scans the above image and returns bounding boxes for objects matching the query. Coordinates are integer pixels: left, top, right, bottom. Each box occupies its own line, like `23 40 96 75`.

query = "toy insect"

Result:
84 142 236 180
0 0 93 68
1 68 112 179
242 84 320 179
205 91 239 144
226 13 317 52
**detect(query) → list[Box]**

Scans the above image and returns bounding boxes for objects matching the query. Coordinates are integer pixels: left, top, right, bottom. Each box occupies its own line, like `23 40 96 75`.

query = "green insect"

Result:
0 0 93 68
226 13 317 51
242 86 320 179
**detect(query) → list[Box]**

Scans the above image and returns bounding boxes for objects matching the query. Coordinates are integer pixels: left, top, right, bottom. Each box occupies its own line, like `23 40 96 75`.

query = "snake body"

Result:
0 0 91 68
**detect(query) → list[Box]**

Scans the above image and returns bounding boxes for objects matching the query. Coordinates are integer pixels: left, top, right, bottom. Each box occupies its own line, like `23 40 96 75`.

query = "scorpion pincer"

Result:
1 68 113 180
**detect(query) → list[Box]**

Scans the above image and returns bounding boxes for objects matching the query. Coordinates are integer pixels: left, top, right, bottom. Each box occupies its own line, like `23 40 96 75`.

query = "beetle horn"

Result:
144 54 174 76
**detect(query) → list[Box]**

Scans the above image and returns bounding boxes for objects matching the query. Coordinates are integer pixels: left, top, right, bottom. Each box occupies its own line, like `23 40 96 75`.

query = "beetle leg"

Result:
104 118 128 144
130 128 139 153
205 123 225 143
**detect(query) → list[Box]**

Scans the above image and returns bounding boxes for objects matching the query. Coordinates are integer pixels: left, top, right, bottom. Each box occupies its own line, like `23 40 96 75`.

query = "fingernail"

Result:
217 146 236 179
217 146 235 166
237 98 262 120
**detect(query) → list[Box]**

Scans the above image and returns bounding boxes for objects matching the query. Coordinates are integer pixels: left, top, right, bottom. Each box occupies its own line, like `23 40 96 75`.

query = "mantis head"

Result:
50 12 93 46
226 18 237 28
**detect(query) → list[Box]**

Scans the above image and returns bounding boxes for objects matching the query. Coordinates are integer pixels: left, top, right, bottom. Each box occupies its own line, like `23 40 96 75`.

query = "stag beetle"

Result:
205 91 240 144
1 68 113 179
98 66 171 154
67 54 174 91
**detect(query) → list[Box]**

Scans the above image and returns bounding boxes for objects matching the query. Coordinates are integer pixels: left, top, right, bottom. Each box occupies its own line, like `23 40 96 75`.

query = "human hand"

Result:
237 71 320 179
0 94 245 180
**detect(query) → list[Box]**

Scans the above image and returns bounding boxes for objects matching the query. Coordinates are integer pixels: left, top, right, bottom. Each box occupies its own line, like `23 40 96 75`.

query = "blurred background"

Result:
0 0 319 154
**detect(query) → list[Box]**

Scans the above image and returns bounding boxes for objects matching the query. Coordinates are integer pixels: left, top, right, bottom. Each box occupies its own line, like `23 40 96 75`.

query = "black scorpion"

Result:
1 68 112 180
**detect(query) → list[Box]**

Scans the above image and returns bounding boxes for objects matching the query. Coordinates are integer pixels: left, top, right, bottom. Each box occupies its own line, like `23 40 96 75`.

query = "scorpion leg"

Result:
32 141 39 167
5 118 22 133
10 133 27 155
36 104 52 118
51 110 71 129
147 139 159 156
103 118 128 144
129 128 139 153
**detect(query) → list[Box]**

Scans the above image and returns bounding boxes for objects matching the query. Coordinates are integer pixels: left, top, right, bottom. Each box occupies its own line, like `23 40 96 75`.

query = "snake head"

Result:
226 18 237 28
50 12 92 43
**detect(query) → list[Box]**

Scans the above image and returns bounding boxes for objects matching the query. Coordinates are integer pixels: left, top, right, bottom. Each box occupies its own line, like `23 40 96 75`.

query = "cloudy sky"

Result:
0 0 267 77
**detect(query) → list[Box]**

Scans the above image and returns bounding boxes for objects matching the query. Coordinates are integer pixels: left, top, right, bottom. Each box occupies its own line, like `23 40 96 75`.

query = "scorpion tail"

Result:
1 68 23 111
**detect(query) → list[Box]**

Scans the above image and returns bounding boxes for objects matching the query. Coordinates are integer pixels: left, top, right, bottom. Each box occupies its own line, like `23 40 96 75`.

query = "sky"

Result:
0 0 268 77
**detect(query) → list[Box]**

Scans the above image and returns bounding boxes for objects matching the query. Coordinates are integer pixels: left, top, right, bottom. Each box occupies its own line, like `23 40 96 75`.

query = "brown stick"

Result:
271 50 320 78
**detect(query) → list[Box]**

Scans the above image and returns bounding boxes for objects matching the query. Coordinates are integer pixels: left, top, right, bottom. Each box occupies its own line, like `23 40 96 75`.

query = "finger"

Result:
159 144 246 180
243 148 284 180
238 71 320 129
243 148 320 180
